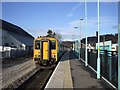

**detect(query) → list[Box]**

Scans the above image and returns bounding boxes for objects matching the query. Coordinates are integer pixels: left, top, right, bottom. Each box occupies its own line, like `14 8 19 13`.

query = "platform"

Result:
45 51 113 89
45 51 73 89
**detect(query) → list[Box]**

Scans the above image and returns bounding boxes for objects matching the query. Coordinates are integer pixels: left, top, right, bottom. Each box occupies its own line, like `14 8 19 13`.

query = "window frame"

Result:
50 40 56 50
35 40 41 50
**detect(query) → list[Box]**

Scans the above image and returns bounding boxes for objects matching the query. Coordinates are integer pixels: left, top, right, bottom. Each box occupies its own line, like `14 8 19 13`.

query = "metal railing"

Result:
80 48 118 88
100 50 118 87
1 49 33 60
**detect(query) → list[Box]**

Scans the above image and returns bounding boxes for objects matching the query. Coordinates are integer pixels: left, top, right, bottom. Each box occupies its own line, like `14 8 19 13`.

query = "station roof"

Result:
0 19 34 39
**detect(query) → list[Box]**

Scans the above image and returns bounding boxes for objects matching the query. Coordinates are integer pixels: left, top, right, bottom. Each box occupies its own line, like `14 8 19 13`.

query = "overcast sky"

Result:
2 2 118 41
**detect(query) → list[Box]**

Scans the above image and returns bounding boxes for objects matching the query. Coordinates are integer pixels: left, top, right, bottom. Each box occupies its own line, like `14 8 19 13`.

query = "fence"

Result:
80 48 118 88
1 49 33 60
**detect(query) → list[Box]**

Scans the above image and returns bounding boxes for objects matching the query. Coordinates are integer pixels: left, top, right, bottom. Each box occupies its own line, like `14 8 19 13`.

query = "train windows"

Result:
35 40 40 49
51 40 56 49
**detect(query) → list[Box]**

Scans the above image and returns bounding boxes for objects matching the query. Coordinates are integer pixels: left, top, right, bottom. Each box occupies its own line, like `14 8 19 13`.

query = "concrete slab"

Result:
45 51 113 89
45 52 73 89
64 60 73 88
69 51 114 89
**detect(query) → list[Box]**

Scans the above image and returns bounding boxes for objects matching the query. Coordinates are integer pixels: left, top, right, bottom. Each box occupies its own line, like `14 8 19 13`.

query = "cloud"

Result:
66 12 73 17
69 20 81 27
67 16 118 38
49 26 83 41
26 16 117 41
66 3 82 17
72 3 82 10
69 16 117 28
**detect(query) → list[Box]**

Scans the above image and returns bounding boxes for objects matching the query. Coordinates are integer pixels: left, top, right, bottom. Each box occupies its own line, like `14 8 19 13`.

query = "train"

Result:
33 36 65 66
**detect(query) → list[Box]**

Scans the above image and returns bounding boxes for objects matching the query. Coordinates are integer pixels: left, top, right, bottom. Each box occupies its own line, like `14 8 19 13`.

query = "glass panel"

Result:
51 40 56 50
35 40 40 49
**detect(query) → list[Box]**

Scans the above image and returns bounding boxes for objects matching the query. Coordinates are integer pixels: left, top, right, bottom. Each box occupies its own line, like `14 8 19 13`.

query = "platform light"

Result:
118 2 120 89
118 23 120 90
80 19 83 60
74 19 83 60
97 0 100 79
85 0 88 66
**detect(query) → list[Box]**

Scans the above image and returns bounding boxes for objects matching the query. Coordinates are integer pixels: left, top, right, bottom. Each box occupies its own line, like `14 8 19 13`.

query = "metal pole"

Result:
79 21 81 60
118 2 120 89
74 27 79 56
103 36 105 50
97 0 100 79
72 35 75 51
118 23 120 90
118 1 120 90
80 19 83 60
85 0 88 66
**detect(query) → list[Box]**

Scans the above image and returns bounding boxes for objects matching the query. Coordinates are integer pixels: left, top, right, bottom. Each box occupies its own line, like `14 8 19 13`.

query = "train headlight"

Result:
35 54 40 58
51 55 56 58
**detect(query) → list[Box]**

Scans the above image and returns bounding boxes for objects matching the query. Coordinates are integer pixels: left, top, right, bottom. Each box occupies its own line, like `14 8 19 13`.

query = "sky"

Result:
2 2 118 41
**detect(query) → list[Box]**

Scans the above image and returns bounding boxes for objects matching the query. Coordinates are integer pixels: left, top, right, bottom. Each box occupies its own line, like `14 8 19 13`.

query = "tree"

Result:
46 30 62 40
53 32 56 37
47 30 53 37
55 33 62 41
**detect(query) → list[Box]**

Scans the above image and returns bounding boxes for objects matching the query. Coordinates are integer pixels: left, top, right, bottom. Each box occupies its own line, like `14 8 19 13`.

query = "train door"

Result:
41 41 50 60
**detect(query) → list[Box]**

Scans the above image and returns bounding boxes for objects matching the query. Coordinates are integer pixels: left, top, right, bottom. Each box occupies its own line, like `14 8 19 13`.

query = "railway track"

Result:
16 66 55 90
16 52 66 89
1 51 66 90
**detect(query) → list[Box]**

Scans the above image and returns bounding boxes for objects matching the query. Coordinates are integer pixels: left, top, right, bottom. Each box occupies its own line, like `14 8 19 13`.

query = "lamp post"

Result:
74 27 79 56
72 35 75 51
118 1 120 90
118 2 120 90
97 0 100 79
74 19 83 60
85 0 88 66
118 21 120 90
80 19 83 60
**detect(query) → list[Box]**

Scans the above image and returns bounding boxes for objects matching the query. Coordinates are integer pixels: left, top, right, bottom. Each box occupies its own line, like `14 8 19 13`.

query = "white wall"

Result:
1 30 8 46
1 29 33 50
9 32 33 47
0 29 2 46
0 46 2 52
7 33 21 47
1 29 23 49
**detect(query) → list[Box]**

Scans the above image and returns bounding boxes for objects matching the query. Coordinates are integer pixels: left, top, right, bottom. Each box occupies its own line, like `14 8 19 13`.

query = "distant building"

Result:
81 43 95 50
96 41 112 51
81 33 118 48
112 43 118 51
96 40 118 51
0 19 34 51
81 33 118 51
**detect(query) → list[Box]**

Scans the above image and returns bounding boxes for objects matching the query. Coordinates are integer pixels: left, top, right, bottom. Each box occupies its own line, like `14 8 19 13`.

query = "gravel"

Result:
2 58 38 89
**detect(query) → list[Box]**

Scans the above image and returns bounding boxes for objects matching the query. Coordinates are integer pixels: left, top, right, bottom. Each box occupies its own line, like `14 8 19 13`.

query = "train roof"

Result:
35 36 58 41
1 19 34 39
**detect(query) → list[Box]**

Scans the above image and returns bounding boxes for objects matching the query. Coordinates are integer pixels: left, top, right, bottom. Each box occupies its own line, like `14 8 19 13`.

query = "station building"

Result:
0 19 34 59
0 19 34 51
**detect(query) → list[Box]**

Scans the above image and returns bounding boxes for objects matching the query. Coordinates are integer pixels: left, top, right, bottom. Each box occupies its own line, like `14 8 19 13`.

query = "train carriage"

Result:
33 36 59 66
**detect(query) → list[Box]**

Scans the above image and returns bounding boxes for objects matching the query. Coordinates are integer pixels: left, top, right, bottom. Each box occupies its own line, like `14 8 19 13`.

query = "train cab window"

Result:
35 40 40 49
51 41 56 49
